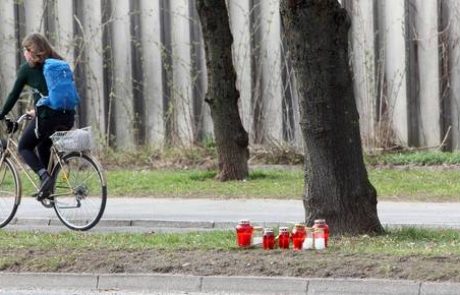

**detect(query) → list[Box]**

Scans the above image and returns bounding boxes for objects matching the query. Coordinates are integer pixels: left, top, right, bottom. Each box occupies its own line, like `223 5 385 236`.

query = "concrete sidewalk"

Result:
1 273 460 295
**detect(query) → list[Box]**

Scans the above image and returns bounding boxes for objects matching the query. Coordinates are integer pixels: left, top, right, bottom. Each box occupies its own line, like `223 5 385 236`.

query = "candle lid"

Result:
263 227 274 234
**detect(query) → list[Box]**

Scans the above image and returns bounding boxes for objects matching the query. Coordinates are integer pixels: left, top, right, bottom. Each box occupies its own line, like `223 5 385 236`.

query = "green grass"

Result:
369 168 460 201
366 151 460 166
0 230 235 251
107 168 303 199
1 228 459 255
103 167 460 201
336 227 460 256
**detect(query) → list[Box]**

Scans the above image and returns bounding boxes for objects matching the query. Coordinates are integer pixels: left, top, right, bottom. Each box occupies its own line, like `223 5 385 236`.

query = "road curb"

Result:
8 218 295 230
8 217 460 231
1 272 460 294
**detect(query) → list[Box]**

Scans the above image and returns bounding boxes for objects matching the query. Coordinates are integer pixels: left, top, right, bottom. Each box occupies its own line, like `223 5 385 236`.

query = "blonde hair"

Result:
22 33 63 67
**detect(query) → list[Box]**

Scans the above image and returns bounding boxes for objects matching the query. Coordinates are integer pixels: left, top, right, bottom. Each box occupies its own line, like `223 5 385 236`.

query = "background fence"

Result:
1 0 459 151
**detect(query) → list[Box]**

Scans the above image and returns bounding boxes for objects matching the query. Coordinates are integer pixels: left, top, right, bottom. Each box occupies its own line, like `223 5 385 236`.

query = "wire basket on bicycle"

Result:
50 127 94 153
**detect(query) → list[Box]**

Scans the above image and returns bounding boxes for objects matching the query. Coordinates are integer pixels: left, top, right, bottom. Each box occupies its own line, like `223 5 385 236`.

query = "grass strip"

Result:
366 151 460 166
1 228 459 256
106 169 302 199
103 168 460 202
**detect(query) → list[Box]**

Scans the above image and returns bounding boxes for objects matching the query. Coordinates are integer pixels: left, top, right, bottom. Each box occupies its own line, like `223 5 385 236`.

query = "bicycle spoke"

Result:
52 153 106 230
0 159 20 228
54 199 80 209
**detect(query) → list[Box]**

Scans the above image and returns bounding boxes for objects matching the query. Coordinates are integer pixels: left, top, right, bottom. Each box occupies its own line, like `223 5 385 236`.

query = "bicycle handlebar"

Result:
14 114 33 124
3 114 33 134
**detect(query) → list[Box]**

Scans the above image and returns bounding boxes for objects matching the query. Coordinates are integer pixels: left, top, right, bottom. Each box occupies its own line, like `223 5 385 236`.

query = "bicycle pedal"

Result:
39 198 54 208
34 188 53 201
34 191 44 200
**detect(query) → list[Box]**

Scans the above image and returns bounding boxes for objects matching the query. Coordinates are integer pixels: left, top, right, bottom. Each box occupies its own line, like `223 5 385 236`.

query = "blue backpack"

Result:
36 58 80 111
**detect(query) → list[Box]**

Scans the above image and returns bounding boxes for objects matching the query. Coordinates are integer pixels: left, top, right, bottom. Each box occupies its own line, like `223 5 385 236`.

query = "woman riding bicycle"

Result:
0 33 75 200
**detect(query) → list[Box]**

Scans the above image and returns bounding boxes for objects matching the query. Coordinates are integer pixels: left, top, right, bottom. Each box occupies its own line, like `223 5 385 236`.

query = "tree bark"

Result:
256 0 284 144
227 0 253 141
411 0 441 148
23 0 45 33
444 0 460 149
76 0 106 141
196 0 249 181
110 0 135 149
347 0 378 149
53 0 75 62
383 0 409 146
280 0 384 235
170 0 194 146
139 0 165 145
0 0 16 107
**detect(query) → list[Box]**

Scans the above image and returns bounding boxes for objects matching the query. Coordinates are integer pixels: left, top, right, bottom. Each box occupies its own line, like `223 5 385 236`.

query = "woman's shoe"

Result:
36 173 53 201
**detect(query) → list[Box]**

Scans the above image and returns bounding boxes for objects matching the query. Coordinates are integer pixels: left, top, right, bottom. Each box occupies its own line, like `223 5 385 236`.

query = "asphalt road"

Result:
6 198 460 232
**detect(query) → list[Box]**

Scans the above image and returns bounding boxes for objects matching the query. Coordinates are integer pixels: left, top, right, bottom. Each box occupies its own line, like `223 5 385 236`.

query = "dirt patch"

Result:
2 248 460 282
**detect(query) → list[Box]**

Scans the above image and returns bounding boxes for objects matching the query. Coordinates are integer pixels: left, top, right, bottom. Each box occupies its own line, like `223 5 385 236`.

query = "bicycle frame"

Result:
0 116 71 197
0 128 39 193
0 114 108 230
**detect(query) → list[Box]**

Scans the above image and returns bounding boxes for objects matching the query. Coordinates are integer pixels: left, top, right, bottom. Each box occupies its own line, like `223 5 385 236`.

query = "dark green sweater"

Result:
0 62 73 119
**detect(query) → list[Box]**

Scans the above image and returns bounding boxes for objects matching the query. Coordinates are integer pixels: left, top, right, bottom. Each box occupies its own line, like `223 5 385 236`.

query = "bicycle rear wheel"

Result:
52 152 107 231
0 157 21 228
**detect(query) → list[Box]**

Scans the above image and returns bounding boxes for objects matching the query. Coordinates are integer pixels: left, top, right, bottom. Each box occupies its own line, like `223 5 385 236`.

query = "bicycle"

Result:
0 114 107 231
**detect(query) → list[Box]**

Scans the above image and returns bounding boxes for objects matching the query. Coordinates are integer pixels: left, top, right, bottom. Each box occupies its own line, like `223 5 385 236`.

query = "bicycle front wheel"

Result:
52 152 107 231
0 157 21 228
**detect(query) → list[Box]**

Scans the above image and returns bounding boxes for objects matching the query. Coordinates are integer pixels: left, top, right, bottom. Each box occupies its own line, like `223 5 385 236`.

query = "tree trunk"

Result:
444 0 460 149
139 0 165 145
411 0 441 148
382 0 409 147
196 0 249 181
347 0 378 149
170 0 194 146
24 0 45 33
52 0 75 62
227 0 253 141
256 0 284 144
0 0 16 107
76 0 106 141
110 0 135 149
280 0 383 235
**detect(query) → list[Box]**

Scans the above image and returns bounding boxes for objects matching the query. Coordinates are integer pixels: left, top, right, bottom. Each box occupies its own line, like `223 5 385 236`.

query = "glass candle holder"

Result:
236 219 253 248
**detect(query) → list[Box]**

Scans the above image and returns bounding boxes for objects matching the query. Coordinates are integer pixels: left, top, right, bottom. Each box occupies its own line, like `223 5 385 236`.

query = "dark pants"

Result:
18 114 74 174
